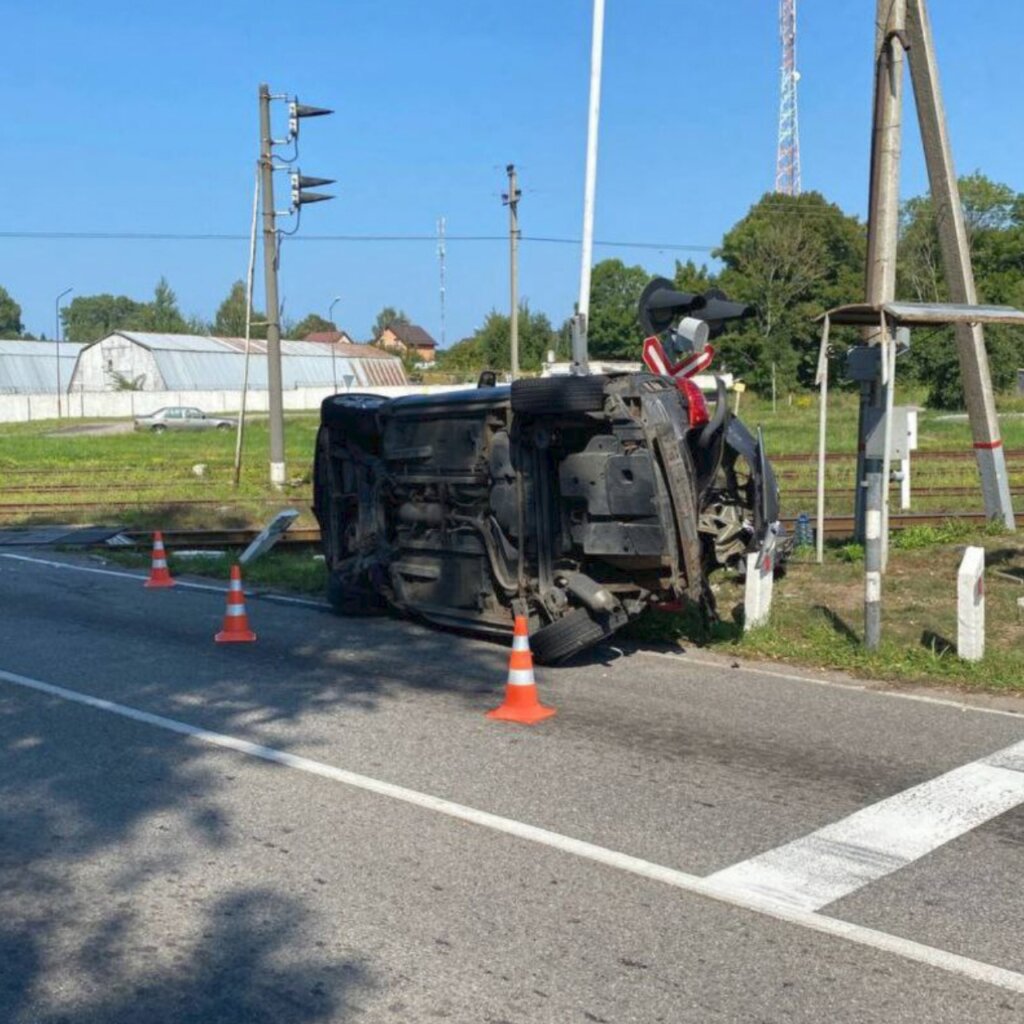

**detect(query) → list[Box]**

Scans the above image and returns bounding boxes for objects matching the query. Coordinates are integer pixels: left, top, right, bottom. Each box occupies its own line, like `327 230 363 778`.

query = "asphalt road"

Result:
1 549 1023 1023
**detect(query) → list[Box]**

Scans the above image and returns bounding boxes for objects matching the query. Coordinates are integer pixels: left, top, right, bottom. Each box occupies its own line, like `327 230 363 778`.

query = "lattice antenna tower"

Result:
775 0 801 195
437 216 447 348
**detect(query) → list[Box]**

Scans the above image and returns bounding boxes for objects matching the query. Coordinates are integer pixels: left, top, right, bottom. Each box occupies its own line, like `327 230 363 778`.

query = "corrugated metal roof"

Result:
117 331 231 353
150 350 405 391
0 340 85 394
820 302 1024 326
79 332 407 391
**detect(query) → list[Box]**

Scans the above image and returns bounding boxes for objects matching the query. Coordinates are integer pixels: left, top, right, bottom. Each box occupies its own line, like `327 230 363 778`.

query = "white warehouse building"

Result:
68 331 407 393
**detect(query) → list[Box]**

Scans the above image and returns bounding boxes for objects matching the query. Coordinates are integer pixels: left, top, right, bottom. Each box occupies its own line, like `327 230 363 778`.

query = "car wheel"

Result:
510 375 608 415
151 424 167 434
530 608 609 664
216 422 232 431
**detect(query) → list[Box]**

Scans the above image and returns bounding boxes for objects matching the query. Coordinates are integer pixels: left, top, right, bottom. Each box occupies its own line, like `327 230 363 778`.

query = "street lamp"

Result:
55 287 73 418
328 295 341 393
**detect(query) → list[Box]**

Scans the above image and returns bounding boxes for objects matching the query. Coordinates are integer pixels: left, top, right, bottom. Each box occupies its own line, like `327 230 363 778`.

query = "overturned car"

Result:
313 282 781 663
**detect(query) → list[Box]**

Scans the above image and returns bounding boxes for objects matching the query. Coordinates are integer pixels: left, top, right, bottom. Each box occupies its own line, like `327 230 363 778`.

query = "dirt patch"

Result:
45 422 135 437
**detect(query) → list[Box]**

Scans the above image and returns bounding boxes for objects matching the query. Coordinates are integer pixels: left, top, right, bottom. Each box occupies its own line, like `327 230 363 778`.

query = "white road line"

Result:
2 667 1024 996
0 552 330 610
707 742 1024 912
639 648 1024 720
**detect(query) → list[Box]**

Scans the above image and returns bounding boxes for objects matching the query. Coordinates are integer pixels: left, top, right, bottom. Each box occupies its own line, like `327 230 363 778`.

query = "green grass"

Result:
0 414 323 530
624 525 1024 692
105 547 327 595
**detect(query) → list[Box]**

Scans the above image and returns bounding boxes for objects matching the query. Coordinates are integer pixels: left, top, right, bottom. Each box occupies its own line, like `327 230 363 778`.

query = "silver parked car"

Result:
133 407 236 433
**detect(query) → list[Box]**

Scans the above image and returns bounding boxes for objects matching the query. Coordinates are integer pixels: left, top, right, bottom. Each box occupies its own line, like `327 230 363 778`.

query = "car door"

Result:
165 408 186 431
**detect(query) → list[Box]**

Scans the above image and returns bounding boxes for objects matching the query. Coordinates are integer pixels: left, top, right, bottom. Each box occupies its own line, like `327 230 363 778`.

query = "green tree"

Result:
897 173 1024 407
714 191 865 391
586 259 651 359
61 294 149 343
291 313 337 338
139 277 188 333
0 285 24 339
672 259 717 295
214 280 266 339
371 306 409 340
435 335 485 377
439 305 557 374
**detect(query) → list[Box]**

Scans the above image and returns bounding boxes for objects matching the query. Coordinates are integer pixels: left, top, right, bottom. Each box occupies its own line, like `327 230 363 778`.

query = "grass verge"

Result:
625 525 1024 693
104 547 327 596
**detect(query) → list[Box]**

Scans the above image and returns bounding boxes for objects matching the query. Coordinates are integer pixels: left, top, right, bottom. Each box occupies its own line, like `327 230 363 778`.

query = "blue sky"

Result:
2 0 1022 343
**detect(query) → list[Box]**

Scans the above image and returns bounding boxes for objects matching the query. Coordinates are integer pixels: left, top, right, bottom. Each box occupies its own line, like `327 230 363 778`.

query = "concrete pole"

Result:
861 0 906 649
505 164 521 381
573 0 605 374
259 83 286 489
54 287 72 419
906 0 1015 530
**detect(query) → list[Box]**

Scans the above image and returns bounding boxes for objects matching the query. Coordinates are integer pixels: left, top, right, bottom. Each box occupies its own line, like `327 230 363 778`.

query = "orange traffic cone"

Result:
215 564 257 643
144 531 175 588
486 615 556 725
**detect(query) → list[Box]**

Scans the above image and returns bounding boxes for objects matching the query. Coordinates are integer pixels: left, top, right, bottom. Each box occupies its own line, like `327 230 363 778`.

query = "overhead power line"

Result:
0 229 716 253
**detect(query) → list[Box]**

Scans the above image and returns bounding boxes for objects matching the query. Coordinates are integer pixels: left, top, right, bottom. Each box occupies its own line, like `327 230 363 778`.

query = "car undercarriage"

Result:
313 360 781 663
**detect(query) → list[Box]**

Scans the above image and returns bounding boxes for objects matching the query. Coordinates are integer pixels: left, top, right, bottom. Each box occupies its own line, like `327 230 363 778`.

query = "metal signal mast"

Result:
775 0 801 195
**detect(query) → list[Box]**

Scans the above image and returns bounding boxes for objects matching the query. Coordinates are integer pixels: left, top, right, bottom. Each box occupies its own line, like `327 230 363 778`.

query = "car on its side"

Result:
133 407 236 433
312 284 784 664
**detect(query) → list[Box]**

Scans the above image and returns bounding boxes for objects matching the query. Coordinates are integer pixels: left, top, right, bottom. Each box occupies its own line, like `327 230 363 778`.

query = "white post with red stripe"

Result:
743 549 774 631
957 546 985 662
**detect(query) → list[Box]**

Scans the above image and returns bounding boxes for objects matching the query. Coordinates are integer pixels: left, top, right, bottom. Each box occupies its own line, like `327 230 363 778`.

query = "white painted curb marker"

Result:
957 546 985 662
744 550 774 631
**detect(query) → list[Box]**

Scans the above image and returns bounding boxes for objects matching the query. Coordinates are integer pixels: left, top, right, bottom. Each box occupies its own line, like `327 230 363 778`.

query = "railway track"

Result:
117 511 994 551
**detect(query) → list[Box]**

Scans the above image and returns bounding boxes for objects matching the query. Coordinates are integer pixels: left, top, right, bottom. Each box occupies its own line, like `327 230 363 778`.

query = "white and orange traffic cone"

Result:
486 615 556 725
144 531 175 588
215 564 256 643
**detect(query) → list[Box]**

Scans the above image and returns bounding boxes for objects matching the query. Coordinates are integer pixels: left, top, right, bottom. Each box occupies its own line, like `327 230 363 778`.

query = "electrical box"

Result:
864 406 908 460
846 345 882 382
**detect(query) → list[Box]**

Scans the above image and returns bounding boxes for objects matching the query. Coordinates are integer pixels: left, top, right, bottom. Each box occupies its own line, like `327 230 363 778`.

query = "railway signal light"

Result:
290 172 335 209
288 100 333 139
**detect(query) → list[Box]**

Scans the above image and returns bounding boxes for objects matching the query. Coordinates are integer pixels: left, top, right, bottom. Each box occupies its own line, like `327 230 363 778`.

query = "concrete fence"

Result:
0 384 476 424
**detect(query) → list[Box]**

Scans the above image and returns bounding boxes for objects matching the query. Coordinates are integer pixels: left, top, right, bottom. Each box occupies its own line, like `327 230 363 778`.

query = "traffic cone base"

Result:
145 531 175 588
215 565 256 644
485 690 556 725
486 615 556 725
215 627 257 643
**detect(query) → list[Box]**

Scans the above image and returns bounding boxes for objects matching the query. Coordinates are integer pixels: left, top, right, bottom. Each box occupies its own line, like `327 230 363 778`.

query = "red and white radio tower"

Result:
775 0 801 195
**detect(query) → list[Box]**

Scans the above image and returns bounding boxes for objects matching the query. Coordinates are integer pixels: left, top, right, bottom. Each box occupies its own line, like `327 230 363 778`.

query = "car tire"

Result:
530 607 609 664
510 375 608 415
326 572 388 617
216 422 232 431
151 424 167 434
321 394 386 452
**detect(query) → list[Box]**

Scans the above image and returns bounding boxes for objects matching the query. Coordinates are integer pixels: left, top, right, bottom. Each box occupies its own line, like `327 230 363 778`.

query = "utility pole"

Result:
859 0 906 649
54 287 72 419
258 83 286 489
437 216 447 350
329 295 341 393
256 83 333 489
503 165 521 380
572 0 606 376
